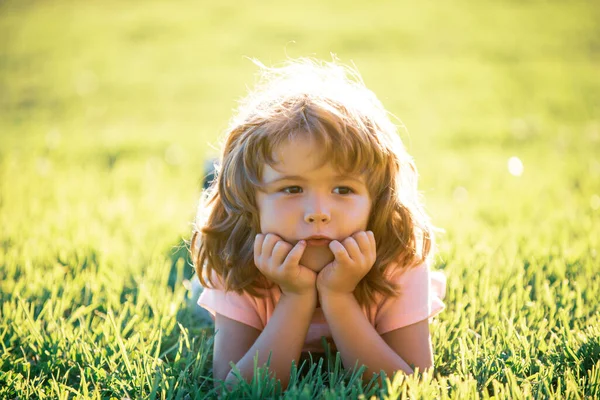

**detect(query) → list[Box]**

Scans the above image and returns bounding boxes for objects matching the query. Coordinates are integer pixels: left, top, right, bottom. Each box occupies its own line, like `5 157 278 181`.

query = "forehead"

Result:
262 137 366 183
269 136 325 173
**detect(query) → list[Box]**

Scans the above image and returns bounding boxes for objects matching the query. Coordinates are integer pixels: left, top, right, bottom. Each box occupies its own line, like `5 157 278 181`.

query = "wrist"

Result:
281 289 317 307
316 280 357 296
280 282 316 296
318 290 355 308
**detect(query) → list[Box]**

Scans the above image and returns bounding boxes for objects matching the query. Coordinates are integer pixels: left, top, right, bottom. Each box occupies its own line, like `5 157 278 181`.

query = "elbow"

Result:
221 368 291 391
222 369 243 388
277 377 291 391
405 351 434 375
214 372 233 390
215 368 241 390
409 360 434 375
213 365 231 388
413 354 434 374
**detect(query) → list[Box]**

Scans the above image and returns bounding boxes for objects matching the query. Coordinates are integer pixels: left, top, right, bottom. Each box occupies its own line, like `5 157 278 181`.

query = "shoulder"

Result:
198 270 281 331
384 259 431 290
384 258 446 299
202 269 277 296
370 258 445 334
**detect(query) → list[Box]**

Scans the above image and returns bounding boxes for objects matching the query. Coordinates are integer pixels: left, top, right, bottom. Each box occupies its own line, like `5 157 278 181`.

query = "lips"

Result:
304 235 333 247
306 239 332 247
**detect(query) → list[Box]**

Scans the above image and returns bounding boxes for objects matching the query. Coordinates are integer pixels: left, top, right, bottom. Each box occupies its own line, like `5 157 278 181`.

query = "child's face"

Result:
255 137 372 273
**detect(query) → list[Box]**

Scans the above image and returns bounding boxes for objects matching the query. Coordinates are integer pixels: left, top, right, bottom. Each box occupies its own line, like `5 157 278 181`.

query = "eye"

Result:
333 186 354 195
281 186 303 194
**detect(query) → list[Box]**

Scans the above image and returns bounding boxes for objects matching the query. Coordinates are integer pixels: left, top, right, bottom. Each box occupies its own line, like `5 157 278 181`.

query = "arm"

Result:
212 233 316 389
320 292 433 378
317 231 433 380
214 291 317 389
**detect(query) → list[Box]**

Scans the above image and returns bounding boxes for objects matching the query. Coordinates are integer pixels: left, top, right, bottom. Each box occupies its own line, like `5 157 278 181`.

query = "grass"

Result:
1 0 599 398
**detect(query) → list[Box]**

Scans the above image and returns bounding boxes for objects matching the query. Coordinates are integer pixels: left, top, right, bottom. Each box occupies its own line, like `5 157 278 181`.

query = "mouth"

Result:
303 235 333 247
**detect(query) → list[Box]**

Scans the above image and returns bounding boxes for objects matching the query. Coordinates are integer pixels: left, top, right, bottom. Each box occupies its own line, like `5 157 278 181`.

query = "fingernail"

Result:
299 240 306 246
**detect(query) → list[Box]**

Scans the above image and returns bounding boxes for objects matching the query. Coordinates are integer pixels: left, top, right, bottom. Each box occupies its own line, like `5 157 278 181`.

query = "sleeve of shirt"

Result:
197 274 265 331
374 262 446 335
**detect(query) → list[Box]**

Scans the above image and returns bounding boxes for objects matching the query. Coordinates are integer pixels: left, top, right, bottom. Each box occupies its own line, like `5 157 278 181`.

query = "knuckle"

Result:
255 259 265 270
275 240 290 251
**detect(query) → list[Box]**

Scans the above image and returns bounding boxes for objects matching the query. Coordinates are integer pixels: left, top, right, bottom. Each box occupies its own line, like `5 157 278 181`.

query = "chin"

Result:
300 246 334 273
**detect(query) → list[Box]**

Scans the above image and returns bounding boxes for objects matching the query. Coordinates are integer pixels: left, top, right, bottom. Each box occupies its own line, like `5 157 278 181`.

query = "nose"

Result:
304 194 331 224
305 212 330 224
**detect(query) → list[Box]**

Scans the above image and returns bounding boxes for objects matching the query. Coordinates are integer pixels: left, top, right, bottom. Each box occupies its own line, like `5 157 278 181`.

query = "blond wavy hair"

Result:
191 58 435 306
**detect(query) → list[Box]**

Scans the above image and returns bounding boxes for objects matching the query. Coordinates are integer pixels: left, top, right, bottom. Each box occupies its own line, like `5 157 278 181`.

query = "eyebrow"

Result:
264 175 307 185
264 174 365 186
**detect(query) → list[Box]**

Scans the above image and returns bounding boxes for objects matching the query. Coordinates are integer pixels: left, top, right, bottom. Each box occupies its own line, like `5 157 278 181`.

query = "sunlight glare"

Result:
508 156 524 176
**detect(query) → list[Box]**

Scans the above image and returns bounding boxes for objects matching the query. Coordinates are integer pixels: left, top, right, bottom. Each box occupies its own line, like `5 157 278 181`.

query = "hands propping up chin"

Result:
253 233 315 296
254 231 376 298
316 231 377 296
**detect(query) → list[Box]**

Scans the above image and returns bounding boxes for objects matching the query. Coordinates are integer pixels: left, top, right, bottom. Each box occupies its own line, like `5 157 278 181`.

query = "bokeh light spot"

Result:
591 194 600 211
453 186 469 203
508 156 524 176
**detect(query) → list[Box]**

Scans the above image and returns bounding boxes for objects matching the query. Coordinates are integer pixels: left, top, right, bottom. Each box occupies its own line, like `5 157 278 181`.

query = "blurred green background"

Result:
2 0 598 267
1 0 599 397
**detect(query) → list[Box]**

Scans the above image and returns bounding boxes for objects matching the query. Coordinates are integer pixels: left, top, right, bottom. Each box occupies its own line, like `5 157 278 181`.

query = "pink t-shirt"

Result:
198 261 446 353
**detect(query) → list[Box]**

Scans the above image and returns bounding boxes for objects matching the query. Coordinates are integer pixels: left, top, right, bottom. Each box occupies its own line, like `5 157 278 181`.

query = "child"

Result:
190 58 445 389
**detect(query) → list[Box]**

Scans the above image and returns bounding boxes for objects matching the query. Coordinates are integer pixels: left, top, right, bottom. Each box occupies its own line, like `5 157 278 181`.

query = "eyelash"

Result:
280 186 355 195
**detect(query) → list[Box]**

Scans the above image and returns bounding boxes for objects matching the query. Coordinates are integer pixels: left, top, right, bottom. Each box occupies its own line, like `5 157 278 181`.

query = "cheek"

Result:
362 199 372 225
257 197 296 231
344 198 371 228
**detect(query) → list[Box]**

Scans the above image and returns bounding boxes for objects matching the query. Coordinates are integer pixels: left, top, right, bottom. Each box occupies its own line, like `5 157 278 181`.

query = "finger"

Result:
261 233 282 258
343 237 362 262
282 240 307 268
352 231 371 255
367 230 377 264
329 240 351 264
254 234 265 266
367 230 376 251
271 240 293 267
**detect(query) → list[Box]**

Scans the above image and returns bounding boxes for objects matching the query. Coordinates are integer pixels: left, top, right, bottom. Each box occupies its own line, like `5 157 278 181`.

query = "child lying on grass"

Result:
191 58 445 389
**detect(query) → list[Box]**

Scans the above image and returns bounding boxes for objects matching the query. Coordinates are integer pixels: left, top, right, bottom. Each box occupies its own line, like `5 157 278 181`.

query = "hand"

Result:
316 231 376 296
254 233 317 296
